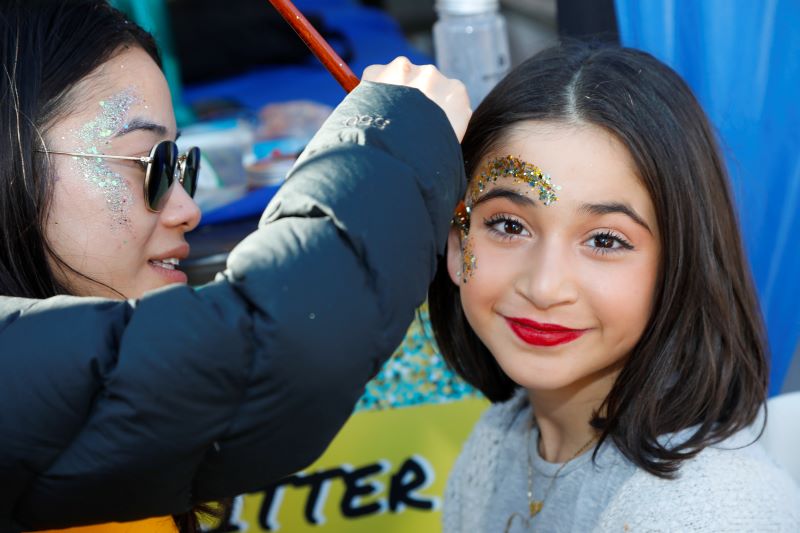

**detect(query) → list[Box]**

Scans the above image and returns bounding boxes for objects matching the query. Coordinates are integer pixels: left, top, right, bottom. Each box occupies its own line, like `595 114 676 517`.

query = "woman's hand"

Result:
363 57 472 142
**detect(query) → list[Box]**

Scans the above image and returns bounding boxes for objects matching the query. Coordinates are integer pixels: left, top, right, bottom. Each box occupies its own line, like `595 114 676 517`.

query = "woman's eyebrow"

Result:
114 118 168 138
579 201 653 234
474 187 538 208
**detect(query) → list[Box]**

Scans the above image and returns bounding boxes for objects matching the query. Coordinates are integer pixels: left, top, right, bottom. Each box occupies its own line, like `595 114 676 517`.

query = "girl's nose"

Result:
515 240 579 310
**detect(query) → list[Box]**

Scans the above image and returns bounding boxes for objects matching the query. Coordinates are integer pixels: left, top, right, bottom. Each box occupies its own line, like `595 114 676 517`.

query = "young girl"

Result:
430 42 800 531
0 1 469 531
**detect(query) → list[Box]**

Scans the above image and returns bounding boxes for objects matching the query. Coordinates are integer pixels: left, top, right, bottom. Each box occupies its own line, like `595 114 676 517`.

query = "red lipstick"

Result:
505 317 586 347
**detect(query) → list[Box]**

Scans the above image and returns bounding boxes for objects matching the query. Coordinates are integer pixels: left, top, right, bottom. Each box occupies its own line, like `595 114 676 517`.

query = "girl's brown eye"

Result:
485 215 530 238
504 220 524 234
593 235 615 248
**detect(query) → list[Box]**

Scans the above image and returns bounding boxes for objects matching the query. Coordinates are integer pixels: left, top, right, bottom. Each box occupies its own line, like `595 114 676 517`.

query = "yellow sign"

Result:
213 399 487 532
208 305 487 532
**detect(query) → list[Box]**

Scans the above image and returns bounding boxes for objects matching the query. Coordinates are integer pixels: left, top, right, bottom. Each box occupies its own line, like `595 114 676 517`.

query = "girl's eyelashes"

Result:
585 230 634 255
483 214 530 240
480 213 635 254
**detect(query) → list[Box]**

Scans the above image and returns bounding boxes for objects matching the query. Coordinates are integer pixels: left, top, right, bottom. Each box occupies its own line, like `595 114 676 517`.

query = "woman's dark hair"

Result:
429 41 769 478
0 1 225 529
0 0 160 299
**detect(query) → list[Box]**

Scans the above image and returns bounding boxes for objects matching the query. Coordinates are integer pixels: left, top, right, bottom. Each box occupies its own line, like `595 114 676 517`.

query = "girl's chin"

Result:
501 366 577 393
515 380 574 393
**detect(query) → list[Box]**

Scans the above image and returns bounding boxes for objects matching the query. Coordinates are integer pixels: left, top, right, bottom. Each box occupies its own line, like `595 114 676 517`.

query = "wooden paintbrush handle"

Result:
267 0 360 92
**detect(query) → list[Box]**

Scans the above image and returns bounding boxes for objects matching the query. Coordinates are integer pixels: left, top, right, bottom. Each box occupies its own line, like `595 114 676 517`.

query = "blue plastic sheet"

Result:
615 0 800 394
184 4 430 228
183 5 430 110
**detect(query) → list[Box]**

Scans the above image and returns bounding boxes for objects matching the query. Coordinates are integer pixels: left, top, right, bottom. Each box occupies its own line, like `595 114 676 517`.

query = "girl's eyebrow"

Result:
474 188 653 234
474 187 537 208
579 202 653 234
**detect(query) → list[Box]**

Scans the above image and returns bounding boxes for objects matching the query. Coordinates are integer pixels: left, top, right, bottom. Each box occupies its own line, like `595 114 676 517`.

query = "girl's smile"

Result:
503 316 589 347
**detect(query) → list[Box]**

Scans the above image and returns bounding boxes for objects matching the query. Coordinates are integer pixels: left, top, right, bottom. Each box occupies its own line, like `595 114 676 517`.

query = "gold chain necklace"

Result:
504 420 597 533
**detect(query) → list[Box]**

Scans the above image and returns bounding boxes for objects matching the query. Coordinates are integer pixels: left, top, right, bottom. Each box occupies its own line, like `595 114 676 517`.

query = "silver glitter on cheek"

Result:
73 89 138 228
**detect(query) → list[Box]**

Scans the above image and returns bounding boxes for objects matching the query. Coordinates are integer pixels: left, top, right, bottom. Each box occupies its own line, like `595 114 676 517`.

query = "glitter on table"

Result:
355 302 483 413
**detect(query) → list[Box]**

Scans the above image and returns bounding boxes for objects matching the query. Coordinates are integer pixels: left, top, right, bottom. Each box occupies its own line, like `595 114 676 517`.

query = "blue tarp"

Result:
183 3 429 110
183 3 430 225
615 0 800 394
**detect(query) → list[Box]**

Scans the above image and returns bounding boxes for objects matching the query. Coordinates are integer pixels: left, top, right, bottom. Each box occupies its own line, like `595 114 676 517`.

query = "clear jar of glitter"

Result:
433 0 511 106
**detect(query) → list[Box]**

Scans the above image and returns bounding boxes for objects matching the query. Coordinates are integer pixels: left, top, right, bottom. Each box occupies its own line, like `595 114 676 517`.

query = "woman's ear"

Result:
446 227 463 286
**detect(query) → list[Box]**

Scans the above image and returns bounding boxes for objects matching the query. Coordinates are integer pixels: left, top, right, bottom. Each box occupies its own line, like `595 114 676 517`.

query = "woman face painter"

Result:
431 42 800 532
40 46 200 299
1 1 473 531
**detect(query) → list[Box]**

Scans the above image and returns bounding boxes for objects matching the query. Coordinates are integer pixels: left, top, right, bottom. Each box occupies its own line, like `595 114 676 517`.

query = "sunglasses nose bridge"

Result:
178 147 200 198
176 155 187 185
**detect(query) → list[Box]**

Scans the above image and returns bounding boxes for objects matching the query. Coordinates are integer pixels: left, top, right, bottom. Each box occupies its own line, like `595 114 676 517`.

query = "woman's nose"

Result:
160 182 201 232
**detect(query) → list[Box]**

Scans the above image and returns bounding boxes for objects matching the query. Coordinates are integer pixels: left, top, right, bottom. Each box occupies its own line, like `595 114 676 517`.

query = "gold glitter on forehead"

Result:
468 155 561 207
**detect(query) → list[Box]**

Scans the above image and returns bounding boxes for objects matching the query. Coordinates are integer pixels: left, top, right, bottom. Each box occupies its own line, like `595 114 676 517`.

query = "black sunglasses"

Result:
38 140 201 212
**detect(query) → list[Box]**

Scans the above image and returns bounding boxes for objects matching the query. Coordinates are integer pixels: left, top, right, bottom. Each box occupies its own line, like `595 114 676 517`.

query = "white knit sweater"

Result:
443 391 800 532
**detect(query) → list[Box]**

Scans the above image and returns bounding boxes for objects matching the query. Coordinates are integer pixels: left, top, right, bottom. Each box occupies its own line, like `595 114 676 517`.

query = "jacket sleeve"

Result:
2 81 466 529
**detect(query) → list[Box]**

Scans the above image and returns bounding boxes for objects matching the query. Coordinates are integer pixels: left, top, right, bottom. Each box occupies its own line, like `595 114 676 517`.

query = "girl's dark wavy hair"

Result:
0 0 226 528
429 41 769 478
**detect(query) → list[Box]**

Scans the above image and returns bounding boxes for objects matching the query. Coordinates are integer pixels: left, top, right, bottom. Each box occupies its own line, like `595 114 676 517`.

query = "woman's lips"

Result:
505 317 587 347
148 260 188 284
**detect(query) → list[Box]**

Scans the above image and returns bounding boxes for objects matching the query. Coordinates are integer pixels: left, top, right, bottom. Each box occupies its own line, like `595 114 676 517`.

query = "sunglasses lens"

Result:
183 147 201 198
147 141 178 211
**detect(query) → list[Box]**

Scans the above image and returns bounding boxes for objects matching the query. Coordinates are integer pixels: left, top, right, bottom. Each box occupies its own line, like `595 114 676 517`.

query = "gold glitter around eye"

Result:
461 234 477 282
468 155 561 207
451 156 561 238
452 201 471 233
